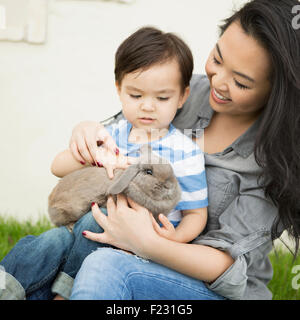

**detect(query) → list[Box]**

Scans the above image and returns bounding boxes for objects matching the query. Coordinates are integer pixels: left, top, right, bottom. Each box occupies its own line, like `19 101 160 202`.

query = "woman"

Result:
69 0 300 300
1 0 299 300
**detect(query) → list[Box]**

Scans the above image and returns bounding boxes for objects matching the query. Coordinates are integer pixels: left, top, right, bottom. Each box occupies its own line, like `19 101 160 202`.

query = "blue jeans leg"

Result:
0 226 73 300
70 248 226 300
61 209 110 278
50 209 110 299
0 210 108 300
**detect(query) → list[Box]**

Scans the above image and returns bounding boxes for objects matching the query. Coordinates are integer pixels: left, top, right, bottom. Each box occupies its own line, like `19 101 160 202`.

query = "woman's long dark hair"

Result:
220 0 300 257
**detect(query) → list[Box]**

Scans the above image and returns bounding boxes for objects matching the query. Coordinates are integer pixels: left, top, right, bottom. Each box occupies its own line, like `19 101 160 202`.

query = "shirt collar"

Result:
119 120 177 150
196 102 262 159
197 99 214 120
230 116 262 158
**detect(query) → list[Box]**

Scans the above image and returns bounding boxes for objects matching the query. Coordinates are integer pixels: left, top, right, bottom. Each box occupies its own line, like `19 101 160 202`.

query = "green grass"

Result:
0 215 54 260
0 215 300 300
268 249 300 300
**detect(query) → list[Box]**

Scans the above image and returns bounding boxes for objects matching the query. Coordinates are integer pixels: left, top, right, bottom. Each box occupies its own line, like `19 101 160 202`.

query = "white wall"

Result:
0 0 248 222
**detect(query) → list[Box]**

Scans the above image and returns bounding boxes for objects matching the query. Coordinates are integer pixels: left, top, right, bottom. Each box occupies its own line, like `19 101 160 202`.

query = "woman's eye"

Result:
157 97 169 101
213 56 221 65
130 94 142 99
234 79 249 90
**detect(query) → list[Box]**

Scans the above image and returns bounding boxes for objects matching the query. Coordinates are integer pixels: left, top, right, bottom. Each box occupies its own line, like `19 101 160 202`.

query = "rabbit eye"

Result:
145 169 153 175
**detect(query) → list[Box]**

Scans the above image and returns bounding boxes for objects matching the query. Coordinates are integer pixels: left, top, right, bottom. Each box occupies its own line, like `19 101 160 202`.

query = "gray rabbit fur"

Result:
48 145 181 227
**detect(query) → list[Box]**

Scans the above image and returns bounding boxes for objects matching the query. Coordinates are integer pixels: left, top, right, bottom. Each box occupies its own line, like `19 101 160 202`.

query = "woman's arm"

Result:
51 149 85 178
144 232 233 283
51 147 135 179
83 196 234 284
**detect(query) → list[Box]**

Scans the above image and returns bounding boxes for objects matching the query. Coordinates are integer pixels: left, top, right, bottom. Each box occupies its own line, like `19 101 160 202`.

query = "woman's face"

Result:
205 21 272 119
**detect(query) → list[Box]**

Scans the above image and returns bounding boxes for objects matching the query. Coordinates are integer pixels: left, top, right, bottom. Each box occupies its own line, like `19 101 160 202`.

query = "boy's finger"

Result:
151 214 162 233
158 214 173 230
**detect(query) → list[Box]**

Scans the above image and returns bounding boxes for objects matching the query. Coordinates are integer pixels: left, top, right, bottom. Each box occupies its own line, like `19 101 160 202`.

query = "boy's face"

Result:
116 59 190 135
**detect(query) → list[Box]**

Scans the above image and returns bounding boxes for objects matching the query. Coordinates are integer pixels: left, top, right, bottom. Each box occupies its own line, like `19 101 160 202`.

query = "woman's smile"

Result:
211 88 232 104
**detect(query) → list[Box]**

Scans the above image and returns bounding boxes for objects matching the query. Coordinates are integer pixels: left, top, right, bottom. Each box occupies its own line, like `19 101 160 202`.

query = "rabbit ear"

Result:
107 165 140 195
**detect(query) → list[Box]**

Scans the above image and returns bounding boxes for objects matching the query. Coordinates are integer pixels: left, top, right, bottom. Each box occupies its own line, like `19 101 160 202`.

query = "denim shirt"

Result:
104 74 281 300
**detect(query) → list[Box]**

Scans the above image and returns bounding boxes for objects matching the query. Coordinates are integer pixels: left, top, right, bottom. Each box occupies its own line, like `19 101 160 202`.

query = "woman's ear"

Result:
178 86 190 109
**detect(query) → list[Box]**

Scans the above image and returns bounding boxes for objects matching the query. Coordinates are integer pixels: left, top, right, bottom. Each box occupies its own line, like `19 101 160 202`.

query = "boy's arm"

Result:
153 207 207 243
175 207 208 243
51 149 87 178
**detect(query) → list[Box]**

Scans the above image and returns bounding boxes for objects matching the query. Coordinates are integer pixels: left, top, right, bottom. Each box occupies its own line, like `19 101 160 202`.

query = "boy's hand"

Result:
151 214 178 242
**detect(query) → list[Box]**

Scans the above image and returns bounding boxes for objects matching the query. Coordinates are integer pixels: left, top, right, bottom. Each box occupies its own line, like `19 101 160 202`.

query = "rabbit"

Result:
48 145 181 228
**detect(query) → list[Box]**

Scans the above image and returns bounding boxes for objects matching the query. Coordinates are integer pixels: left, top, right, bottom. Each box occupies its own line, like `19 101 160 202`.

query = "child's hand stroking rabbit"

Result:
48 145 181 228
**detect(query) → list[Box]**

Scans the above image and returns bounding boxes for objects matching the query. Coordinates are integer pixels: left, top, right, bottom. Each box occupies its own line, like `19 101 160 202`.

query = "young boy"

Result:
52 26 208 243
0 27 207 300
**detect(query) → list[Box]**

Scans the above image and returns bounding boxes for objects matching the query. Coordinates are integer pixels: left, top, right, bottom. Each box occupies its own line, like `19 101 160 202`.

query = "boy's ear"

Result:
178 86 190 109
115 81 121 96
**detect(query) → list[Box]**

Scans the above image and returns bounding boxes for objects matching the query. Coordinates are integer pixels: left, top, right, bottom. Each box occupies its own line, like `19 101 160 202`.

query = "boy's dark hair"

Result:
114 27 194 92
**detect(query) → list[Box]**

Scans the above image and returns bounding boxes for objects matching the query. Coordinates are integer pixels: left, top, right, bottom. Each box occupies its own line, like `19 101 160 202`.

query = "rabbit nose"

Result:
164 180 172 189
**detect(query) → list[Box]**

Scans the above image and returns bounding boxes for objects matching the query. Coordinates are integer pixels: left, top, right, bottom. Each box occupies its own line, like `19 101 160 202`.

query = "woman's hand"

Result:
95 147 137 179
82 195 159 256
69 120 135 179
82 196 234 283
69 121 119 166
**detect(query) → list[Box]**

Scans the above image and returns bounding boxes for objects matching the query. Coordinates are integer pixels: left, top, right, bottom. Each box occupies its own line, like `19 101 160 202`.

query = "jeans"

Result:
70 248 226 300
1 210 225 300
0 211 106 300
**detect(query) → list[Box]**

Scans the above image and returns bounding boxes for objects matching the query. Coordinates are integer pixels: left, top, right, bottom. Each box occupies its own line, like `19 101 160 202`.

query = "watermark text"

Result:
292 5 300 30
291 265 300 290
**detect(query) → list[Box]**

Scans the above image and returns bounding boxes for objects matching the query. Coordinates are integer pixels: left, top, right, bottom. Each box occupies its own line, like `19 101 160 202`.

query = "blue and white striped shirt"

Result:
106 119 208 222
